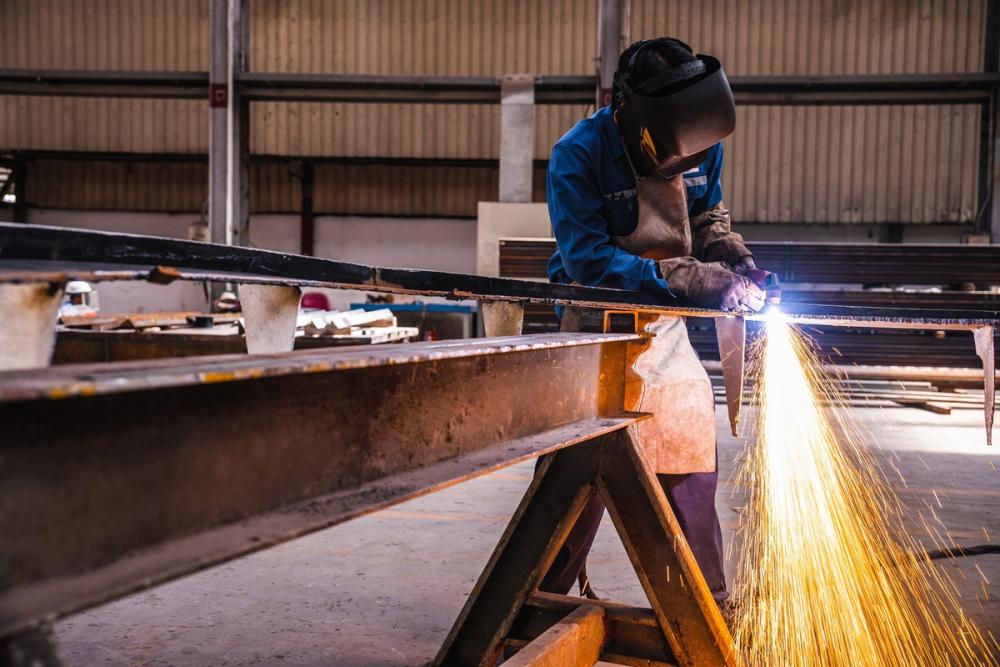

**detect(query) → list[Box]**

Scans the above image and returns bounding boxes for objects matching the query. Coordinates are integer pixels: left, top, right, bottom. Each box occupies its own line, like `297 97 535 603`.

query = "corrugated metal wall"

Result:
249 0 596 75
728 104 981 223
3 0 989 222
0 0 209 153
1 0 209 70
248 0 596 160
0 98 206 153
628 0 986 224
28 160 207 212
627 0 985 75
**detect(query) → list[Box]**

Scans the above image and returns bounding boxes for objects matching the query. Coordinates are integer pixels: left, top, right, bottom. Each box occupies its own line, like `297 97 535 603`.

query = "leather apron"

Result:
565 175 717 474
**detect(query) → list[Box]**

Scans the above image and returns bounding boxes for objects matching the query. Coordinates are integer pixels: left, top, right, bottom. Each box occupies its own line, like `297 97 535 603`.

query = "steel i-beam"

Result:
0 333 644 638
1 222 998 442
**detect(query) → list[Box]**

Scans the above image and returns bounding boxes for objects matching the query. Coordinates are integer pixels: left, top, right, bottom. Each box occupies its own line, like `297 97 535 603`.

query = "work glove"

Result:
731 255 757 276
690 206 754 271
658 256 765 312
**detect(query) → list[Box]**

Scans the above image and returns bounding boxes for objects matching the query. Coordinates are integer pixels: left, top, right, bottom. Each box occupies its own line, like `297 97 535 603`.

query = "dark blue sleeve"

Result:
688 142 724 215
547 143 671 296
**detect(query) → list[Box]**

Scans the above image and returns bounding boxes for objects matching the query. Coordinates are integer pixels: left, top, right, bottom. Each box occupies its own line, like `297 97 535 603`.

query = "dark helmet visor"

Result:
619 55 736 177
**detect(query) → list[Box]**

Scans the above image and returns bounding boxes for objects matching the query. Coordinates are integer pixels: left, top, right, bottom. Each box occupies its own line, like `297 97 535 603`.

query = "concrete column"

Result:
498 74 535 203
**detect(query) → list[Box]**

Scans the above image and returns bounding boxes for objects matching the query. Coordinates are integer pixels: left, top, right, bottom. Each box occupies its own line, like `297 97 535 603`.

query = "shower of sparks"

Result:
732 310 997 666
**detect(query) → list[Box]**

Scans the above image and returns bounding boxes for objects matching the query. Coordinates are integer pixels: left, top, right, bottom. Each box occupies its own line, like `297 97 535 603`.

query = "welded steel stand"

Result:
0 625 61 667
434 428 736 667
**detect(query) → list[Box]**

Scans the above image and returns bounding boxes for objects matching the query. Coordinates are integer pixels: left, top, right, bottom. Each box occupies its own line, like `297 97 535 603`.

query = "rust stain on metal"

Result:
598 311 656 417
148 266 182 285
0 334 640 403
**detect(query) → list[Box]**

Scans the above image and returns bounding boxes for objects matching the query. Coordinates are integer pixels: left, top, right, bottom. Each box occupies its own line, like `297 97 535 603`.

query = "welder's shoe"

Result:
578 566 601 600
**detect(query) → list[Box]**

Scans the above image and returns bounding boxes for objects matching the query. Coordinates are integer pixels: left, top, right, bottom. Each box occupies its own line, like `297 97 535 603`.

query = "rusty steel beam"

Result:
2 223 998 441
0 333 644 638
3 224 1000 329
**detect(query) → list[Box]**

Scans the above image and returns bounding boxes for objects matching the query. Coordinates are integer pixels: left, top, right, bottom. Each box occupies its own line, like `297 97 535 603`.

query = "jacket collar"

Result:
597 106 627 162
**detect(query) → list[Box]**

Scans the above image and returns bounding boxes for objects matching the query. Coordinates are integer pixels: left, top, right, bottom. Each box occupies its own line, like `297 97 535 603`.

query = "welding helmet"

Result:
613 38 736 178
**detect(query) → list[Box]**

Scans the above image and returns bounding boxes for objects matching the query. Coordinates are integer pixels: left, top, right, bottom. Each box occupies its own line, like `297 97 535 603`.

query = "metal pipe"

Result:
0 69 996 105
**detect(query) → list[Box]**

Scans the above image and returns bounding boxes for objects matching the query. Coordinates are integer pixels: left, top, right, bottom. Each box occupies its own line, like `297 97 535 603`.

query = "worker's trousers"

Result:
538 465 728 602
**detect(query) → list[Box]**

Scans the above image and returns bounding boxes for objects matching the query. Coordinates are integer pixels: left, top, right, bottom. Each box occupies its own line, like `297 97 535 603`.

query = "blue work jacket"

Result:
546 106 724 299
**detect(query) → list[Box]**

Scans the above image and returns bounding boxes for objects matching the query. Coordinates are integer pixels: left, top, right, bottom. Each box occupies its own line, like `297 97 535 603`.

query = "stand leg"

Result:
597 429 735 666
435 438 601 666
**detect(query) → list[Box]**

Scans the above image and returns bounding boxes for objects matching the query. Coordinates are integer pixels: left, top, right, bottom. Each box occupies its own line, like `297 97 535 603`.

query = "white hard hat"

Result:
65 280 93 295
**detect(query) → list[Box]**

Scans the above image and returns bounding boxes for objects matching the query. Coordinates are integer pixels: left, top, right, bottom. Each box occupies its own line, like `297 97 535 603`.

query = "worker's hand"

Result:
690 206 754 272
659 257 766 312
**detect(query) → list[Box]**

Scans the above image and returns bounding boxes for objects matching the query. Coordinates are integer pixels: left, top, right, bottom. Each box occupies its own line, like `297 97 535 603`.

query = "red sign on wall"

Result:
209 83 228 108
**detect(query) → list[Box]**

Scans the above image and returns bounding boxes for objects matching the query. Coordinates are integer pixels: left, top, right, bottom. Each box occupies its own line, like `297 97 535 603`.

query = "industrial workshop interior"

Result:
4 1 1000 666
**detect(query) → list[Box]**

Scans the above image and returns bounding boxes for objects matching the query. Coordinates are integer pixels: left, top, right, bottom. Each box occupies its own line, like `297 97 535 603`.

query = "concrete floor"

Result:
55 407 1000 666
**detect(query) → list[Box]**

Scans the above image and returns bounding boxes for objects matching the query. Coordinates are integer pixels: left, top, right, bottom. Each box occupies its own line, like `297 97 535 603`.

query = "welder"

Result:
542 37 769 605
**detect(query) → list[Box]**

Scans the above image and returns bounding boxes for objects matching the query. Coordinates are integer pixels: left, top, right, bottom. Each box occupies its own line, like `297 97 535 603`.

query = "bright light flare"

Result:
732 318 996 666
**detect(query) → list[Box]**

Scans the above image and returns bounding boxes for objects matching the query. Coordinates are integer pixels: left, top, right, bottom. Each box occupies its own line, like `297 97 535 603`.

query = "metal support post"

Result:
11 160 27 223
232 0 250 246
208 0 229 247
596 0 622 107
498 74 535 203
300 161 315 256
984 0 1000 239
990 91 1000 242
208 0 249 248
